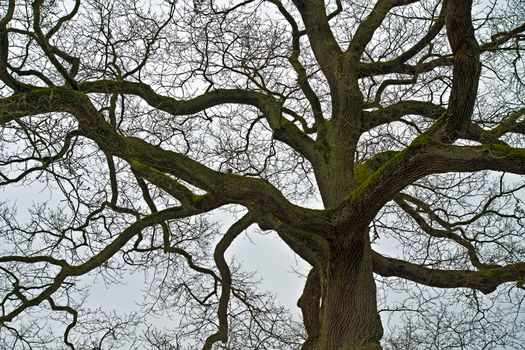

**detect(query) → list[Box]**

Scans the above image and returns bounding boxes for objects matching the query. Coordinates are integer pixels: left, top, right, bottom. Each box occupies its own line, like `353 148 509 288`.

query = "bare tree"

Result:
1 0 525 349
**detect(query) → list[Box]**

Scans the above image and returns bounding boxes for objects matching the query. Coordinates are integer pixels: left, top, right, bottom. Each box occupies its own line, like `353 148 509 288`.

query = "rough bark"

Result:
306 118 384 349
298 268 321 350
297 232 383 350
315 233 383 350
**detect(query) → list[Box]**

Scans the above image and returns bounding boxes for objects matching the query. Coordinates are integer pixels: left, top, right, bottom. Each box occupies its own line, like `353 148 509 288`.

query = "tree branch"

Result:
394 194 497 270
297 268 321 350
348 0 418 59
202 213 254 350
373 251 525 294
334 142 525 229
290 0 342 83
79 80 320 163
358 1 447 77
363 100 445 130
437 0 481 141
0 88 331 235
266 0 326 137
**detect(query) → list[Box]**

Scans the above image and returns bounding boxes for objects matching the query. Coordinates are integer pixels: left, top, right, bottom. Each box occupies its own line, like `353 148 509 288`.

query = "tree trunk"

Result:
320 235 383 349
308 143 383 349
306 232 383 349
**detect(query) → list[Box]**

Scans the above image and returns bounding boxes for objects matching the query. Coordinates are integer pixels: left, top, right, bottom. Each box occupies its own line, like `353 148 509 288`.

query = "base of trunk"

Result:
302 234 383 350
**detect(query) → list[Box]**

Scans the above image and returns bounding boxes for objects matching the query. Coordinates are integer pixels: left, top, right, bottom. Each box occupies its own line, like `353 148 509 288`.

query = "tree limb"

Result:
373 251 525 294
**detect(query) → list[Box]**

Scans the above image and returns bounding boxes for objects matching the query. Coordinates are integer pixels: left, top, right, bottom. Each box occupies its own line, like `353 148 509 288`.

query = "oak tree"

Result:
1 0 525 349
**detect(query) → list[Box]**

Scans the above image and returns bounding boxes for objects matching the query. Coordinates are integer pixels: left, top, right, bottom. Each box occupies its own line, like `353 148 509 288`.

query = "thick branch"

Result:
290 0 342 83
266 0 326 137
358 2 447 77
359 18 524 78
0 21 34 92
257 213 329 267
481 22 525 51
439 0 481 141
348 0 417 58
373 251 525 294
334 142 525 229
32 0 78 88
489 108 525 138
364 102 522 145
363 100 445 130
0 89 331 235
359 56 453 77
79 80 320 163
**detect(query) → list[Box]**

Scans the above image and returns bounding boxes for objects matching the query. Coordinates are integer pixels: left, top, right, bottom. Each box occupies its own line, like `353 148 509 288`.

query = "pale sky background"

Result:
86 224 310 317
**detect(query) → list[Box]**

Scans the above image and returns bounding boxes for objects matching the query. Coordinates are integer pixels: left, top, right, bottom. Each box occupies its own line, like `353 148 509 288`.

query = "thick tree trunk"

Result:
307 135 383 349
318 234 383 350
300 232 383 349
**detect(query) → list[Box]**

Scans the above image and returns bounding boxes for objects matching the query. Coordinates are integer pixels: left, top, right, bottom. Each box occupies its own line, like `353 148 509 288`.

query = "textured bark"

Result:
309 129 383 349
298 268 321 350
441 0 481 140
316 233 383 350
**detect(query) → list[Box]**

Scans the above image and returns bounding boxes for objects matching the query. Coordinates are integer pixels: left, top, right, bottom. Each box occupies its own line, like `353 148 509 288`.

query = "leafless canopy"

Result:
1 0 524 349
